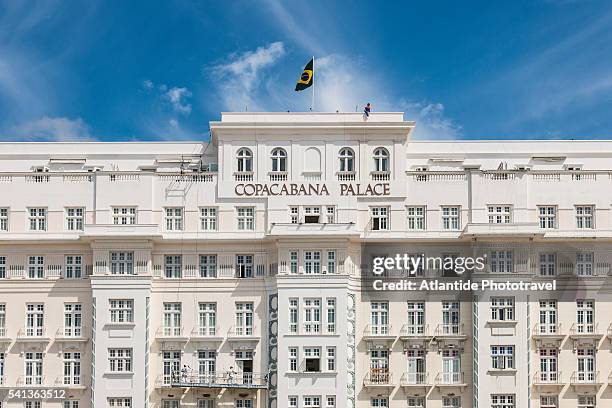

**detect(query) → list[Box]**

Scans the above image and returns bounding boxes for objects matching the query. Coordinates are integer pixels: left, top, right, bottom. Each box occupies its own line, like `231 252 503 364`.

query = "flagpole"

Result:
312 56 315 111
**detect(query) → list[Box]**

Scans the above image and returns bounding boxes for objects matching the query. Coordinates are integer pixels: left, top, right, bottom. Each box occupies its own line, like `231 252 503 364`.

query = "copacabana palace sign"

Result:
235 182 390 196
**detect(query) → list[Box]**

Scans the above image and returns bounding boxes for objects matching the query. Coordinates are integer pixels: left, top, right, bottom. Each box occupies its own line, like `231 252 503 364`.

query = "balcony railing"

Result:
268 172 287 181
17 327 48 339
17 376 45 387
400 324 430 337
228 326 257 338
532 323 563 336
56 326 86 339
371 171 390 181
156 327 186 338
434 324 465 336
336 171 356 181
56 375 83 387
569 323 601 337
0 327 7 338
570 371 600 384
191 326 220 337
435 372 465 385
163 370 268 389
234 172 254 182
363 370 392 385
363 324 392 337
533 371 562 384
400 372 428 385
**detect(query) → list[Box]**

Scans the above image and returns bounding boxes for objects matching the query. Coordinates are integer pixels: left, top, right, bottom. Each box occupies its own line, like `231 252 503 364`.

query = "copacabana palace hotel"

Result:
0 111 611 408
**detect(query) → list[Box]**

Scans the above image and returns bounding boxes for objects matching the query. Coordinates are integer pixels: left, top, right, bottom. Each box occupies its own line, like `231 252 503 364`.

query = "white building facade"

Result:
0 112 611 408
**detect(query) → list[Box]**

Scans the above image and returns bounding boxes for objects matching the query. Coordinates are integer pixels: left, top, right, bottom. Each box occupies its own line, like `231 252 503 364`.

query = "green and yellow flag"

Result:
295 58 314 91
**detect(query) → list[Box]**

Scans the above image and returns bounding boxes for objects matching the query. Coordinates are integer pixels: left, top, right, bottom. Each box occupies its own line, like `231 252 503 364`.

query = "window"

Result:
490 250 513 273
540 396 558 408
304 396 321 408
0 257 5 279
198 400 215 408
370 301 389 335
326 396 336 408
63 303 82 337
577 347 596 382
304 206 321 223
576 205 594 228
326 347 336 371
371 397 388 407
289 347 298 371
236 148 253 172
289 396 298 408
576 299 594 334
28 208 46 231
491 346 514 369
407 397 425 408
112 207 136 225
304 251 321 274
289 251 298 274
63 401 79 408
304 298 321 333
539 348 558 382
162 401 180 408
63 352 81 385
271 148 287 172
338 148 354 172
538 206 557 229
488 205 512 224
490 297 514 321
199 255 217 278
326 298 336 333
304 347 321 372
24 402 42 408
164 255 182 278
491 395 515 408
197 350 216 382
26 304 44 337
289 299 298 333
162 351 181 385
108 348 132 372
198 303 217 336
289 207 299 224
0 208 8 231
538 300 558 334
325 206 335 223
442 396 461 408
406 301 425 334
110 300 133 323
373 147 389 172
236 254 253 278
108 398 132 407
578 396 596 408
165 207 183 231
24 352 43 385
65 255 83 279
441 206 460 230
27 256 44 279
0 304 5 336
442 302 460 334
111 252 134 275
326 251 336 274
576 252 594 276
163 303 182 336
66 207 84 231
237 207 255 230
235 400 253 408
407 206 425 230
370 207 389 231
369 349 390 384
235 302 254 336
539 253 556 276
200 207 217 231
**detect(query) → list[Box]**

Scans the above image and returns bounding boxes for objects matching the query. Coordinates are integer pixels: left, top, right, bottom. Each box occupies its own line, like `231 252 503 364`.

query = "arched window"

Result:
373 147 389 172
271 148 287 172
237 148 253 172
339 148 354 172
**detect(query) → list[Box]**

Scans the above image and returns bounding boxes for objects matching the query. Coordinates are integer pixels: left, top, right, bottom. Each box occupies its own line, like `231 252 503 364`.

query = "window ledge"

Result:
287 371 338 376
487 369 517 376
103 371 134 377
103 323 136 329
486 320 518 327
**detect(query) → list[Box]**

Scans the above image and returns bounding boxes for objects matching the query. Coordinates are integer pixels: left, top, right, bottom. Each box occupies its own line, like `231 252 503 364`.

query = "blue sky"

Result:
1 0 612 141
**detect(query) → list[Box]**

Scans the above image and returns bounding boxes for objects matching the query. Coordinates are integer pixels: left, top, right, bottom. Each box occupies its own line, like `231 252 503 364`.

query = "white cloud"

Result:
210 42 286 111
164 87 192 115
10 116 93 141
400 100 462 140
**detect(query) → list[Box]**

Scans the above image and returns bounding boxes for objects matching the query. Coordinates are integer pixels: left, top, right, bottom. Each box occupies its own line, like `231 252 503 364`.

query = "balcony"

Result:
363 371 394 389
462 222 542 238
370 171 390 181
227 326 259 345
433 324 468 348
533 371 564 391
363 325 395 342
155 327 188 348
269 222 358 237
16 328 50 343
56 327 88 342
16 376 47 387
532 323 565 347
190 327 224 344
0 327 11 345
400 372 430 392
268 171 287 181
400 324 433 340
570 371 602 391
82 223 161 238
164 370 268 389
435 372 467 389
336 171 356 181
569 323 603 340
55 376 85 390
234 171 253 182
0 375 5 387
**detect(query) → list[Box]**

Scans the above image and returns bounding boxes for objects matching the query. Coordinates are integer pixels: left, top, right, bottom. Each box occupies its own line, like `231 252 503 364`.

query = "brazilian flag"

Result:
295 59 313 91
